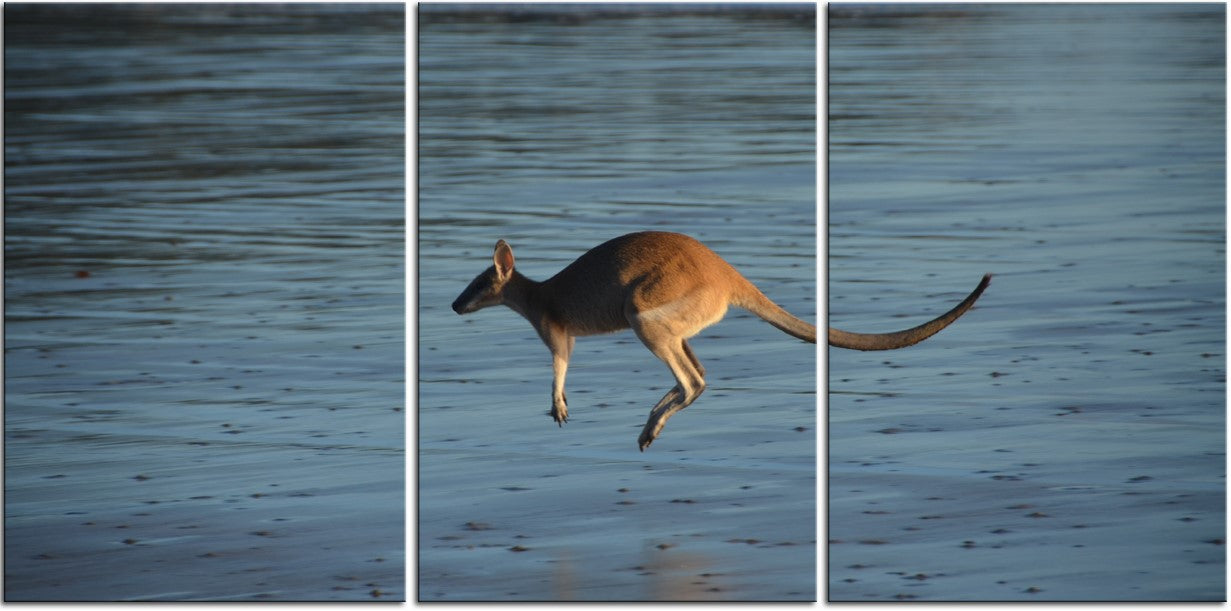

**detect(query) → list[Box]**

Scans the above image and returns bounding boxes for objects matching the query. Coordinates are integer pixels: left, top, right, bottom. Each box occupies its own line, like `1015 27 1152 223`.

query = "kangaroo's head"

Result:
452 239 516 315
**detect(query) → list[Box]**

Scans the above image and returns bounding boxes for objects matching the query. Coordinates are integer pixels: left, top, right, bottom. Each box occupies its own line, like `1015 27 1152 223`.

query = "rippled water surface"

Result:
418 4 816 601
828 4 1224 601
5 4 404 601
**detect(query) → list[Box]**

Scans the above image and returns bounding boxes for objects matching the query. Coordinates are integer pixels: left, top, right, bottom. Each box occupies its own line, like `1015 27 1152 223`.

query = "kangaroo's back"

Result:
542 231 751 336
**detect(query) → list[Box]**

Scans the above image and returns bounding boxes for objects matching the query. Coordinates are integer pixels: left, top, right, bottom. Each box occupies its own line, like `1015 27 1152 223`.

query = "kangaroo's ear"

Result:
493 240 515 278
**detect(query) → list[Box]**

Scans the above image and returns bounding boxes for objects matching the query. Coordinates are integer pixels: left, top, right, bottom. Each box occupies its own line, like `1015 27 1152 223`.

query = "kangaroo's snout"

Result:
451 295 473 315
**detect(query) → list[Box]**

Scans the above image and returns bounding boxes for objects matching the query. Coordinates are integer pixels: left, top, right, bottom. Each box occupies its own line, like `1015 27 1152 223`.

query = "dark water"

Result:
418 4 817 601
5 4 404 601
828 4 1224 601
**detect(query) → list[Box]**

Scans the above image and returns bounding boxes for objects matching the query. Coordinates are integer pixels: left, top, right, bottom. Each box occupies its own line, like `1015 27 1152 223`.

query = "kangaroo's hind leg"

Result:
681 340 705 378
636 333 707 451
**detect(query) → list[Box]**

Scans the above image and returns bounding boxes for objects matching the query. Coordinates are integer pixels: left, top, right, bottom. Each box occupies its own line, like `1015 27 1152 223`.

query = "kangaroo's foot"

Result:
638 383 704 451
638 417 666 452
638 387 682 451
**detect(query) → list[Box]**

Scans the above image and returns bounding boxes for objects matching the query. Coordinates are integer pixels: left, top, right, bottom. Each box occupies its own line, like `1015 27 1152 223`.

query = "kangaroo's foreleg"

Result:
540 324 575 426
636 334 707 451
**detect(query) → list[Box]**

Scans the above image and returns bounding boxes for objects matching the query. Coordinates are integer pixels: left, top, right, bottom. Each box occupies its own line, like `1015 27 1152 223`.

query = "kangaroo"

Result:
452 231 988 450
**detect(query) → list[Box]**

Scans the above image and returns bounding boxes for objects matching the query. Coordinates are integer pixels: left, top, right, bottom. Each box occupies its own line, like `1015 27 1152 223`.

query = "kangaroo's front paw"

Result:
551 401 568 426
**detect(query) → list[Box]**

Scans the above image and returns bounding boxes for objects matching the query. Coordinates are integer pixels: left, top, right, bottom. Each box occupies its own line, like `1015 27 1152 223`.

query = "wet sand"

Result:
419 325 816 601
6 426 403 601
5 4 405 601
5 259 405 603
828 4 1223 601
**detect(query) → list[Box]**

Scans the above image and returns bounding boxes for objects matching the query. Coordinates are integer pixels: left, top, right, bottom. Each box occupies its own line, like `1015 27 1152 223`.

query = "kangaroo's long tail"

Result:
733 283 817 344
829 274 991 351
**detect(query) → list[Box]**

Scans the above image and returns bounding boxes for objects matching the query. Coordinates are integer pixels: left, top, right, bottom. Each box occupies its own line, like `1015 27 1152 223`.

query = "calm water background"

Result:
829 4 1224 601
418 4 816 601
5 5 404 601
